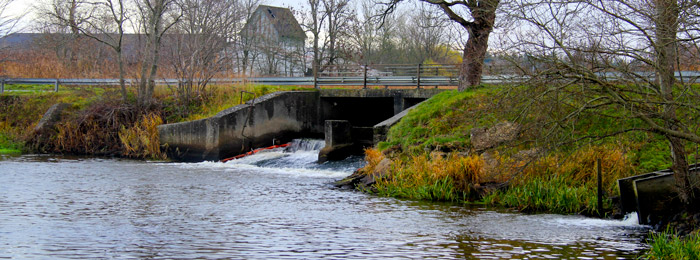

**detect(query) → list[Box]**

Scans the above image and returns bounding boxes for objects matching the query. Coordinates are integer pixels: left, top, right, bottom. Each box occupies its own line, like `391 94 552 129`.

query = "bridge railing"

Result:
4 66 700 93
317 63 461 88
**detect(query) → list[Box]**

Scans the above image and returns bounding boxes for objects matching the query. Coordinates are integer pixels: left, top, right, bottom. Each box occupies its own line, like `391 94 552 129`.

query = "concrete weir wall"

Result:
159 91 320 162
159 89 443 162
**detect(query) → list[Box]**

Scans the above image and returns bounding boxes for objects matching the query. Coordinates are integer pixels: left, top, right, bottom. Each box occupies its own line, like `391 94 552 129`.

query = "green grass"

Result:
375 175 462 202
643 230 700 260
482 175 610 215
0 133 24 155
381 88 499 154
0 148 21 155
369 84 663 215
1 84 55 94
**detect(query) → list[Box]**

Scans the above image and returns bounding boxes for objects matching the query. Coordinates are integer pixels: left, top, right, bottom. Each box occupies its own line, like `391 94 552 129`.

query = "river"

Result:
0 140 649 259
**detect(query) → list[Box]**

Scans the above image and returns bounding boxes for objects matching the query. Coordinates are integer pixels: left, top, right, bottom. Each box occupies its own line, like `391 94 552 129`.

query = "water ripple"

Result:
0 154 648 259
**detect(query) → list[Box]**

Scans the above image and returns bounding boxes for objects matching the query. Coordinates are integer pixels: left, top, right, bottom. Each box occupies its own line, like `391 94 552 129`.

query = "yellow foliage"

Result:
512 145 635 194
118 113 167 160
376 152 484 195
359 148 386 176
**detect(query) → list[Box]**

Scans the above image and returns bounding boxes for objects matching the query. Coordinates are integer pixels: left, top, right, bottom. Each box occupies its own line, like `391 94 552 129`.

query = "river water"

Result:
1 140 649 259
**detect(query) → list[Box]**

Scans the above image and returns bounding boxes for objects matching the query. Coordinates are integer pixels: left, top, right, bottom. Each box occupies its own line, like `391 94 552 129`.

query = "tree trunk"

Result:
669 136 695 204
117 49 127 103
137 42 151 106
442 0 498 91
459 24 491 90
654 0 694 205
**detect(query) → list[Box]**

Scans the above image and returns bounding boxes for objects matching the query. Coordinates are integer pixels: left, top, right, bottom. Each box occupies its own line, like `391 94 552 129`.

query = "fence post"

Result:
597 158 603 216
416 64 421 89
363 64 368 89
313 69 319 90
54 79 59 92
1 79 4 94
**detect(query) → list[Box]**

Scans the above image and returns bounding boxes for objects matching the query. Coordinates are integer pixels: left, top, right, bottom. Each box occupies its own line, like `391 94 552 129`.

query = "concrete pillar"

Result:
325 120 352 147
393 95 404 115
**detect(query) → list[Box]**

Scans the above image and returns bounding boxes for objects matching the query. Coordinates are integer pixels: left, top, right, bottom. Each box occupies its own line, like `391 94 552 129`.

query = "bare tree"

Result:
57 0 129 102
322 0 352 67
134 0 181 106
348 0 377 64
401 4 451 63
0 0 25 63
381 0 500 90
37 0 91 70
0 0 21 37
502 0 700 205
304 0 326 88
168 0 242 102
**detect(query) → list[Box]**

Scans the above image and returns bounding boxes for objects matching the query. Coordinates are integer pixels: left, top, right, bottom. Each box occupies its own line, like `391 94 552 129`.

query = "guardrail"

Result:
0 76 458 93
3 68 700 93
0 75 523 93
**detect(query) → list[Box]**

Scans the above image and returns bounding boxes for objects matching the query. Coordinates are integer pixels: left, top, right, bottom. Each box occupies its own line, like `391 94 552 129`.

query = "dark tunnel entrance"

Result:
319 97 398 127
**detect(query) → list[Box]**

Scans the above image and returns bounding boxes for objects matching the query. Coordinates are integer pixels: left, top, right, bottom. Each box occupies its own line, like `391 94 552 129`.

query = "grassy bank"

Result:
0 84 307 159
364 86 695 216
355 85 700 257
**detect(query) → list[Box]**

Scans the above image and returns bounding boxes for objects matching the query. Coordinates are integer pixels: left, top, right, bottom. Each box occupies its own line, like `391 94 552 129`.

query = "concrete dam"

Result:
158 89 444 162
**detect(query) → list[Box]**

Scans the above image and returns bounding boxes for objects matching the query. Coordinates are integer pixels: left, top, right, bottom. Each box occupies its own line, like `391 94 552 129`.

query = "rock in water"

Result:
334 158 392 191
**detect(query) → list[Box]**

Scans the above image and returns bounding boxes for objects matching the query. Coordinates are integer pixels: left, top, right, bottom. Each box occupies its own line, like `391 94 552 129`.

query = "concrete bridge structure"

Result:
158 89 445 162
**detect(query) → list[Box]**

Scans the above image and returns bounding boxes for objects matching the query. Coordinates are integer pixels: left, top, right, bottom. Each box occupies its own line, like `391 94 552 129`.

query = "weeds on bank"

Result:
483 175 605 215
373 151 483 201
484 145 633 215
644 230 700 260
369 143 635 214
119 113 166 160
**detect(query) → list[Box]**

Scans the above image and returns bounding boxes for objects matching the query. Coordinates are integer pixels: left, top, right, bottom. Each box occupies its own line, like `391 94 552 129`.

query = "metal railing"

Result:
0 64 469 93
3 65 700 93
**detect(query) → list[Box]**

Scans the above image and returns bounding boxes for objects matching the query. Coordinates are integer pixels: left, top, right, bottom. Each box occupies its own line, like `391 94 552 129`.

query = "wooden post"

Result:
597 158 603 216
363 65 368 89
54 79 59 92
1 79 4 94
416 64 421 89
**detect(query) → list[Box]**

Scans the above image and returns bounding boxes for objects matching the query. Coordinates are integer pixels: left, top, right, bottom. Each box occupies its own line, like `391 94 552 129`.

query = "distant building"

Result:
241 5 306 76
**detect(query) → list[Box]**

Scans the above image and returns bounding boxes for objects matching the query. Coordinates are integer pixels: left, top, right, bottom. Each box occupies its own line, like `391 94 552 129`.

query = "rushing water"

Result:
0 140 649 259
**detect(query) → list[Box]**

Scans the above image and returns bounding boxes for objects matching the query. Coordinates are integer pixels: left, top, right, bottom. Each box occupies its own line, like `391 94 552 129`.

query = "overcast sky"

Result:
6 0 309 32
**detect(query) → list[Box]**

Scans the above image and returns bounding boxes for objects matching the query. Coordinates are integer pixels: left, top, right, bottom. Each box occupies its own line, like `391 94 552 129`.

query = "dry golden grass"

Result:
371 150 484 201
119 113 167 160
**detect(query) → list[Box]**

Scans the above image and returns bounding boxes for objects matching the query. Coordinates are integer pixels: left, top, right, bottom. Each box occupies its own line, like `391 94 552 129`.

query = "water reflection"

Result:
0 153 648 259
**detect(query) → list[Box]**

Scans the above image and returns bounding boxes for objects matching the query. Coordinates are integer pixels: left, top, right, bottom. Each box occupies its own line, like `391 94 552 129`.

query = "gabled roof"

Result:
247 5 306 40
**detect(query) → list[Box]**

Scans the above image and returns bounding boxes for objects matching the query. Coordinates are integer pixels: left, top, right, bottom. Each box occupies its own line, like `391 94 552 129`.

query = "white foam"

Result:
550 212 642 228
165 139 358 179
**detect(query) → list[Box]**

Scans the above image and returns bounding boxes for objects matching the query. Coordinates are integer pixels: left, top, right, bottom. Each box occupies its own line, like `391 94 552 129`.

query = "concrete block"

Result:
325 120 352 147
